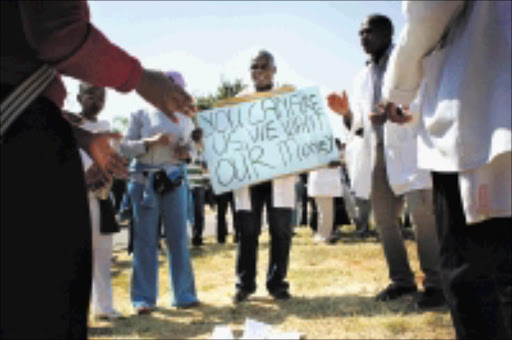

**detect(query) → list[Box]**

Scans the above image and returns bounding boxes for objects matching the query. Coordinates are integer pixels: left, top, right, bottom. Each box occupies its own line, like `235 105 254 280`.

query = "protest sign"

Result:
197 86 339 194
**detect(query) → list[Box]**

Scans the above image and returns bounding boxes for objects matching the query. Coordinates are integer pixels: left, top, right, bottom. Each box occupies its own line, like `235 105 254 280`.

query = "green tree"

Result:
111 115 129 134
194 78 247 111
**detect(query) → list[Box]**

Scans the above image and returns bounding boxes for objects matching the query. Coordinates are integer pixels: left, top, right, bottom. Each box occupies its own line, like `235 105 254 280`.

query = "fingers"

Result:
385 102 413 124
85 164 109 190
105 151 129 179
369 110 387 124
168 83 196 117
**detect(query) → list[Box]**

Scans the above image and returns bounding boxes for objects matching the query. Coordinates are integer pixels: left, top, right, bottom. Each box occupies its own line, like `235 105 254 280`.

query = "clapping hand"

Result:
369 105 387 125
381 102 413 124
327 90 350 116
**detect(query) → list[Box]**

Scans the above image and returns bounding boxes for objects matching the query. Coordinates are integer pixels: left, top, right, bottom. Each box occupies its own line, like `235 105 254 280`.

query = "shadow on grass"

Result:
89 294 426 339
189 239 270 259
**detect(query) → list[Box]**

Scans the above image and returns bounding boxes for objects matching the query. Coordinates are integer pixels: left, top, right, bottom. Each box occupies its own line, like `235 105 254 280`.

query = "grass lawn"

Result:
89 225 455 339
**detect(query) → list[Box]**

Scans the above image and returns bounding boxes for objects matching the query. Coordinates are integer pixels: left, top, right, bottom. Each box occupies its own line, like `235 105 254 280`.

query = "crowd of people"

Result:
1 1 510 339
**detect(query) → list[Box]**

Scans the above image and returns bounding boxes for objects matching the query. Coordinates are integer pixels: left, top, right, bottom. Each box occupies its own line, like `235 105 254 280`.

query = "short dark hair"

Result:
253 49 275 67
366 14 394 38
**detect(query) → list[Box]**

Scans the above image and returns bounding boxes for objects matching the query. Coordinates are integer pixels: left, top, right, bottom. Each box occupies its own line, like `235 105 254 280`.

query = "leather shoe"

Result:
135 306 154 315
176 301 201 309
375 284 417 301
270 290 292 300
233 290 252 303
417 287 446 309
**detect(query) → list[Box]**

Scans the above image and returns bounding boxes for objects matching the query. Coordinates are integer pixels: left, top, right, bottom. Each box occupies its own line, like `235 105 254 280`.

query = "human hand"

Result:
84 131 129 180
145 132 173 148
84 163 110 190
381 102 413 124
174 144 190 160
136 69 197 122
327 90 350 116
369 104 387 125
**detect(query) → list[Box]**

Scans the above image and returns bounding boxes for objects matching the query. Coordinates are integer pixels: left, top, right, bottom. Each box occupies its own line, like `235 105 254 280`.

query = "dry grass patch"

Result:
90 227 455 339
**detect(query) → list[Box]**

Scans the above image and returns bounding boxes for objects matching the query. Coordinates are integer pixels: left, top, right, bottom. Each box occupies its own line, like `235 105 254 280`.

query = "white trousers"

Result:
315 196 334 240
89 194 114 315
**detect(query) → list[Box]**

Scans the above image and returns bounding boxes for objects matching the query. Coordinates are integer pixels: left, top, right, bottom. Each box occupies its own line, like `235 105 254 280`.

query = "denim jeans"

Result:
128 177 198 307
191 186 205 244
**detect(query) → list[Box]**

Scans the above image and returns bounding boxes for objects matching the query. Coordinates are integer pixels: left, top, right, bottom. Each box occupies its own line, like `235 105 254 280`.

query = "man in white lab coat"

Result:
328 14 444 309
382 1 511 338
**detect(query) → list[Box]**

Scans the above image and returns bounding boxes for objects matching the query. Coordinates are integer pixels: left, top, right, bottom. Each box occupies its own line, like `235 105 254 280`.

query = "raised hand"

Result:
327 90 350 116
136 69 197 122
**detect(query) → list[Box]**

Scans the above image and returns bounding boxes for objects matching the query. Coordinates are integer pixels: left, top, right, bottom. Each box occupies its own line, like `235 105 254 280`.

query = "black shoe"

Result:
353 229 371 239
375 284 417 301
233 290 252 303
417 287 446 309
192 238 203 247
270 290 292 300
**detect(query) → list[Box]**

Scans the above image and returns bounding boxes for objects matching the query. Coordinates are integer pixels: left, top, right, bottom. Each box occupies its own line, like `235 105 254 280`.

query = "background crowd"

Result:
1 1 510 339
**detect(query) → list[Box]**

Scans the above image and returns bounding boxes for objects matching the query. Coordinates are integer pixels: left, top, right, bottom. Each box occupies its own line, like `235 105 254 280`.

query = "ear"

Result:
271 65 277 75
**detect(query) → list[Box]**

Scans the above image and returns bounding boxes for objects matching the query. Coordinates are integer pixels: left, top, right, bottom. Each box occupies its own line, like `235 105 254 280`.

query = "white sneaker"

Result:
96 309 125 321
313 234 328 244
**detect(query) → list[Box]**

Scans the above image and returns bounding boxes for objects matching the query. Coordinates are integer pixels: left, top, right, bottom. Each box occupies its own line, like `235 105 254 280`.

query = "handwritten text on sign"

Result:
197 87 338 194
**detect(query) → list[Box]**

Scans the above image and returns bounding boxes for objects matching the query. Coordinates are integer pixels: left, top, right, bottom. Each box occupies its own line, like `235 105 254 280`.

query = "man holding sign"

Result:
197 50 339 303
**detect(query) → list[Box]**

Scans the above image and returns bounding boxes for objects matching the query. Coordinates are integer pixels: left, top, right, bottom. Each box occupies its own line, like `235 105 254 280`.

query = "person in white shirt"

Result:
233 50 295 303
307 141 345 244
381 2 511 338
74 83 124 320
327 14 444 309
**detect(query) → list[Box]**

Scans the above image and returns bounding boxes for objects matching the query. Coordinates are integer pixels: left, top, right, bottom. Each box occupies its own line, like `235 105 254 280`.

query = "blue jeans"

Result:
128 176 198 308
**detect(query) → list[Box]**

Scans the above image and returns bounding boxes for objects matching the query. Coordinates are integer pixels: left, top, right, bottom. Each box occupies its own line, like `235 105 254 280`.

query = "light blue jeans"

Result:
128 174 198 308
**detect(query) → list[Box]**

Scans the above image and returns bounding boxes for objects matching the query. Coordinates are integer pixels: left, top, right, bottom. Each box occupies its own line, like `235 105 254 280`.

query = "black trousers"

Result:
111 178 127 212
235 181 293 294
1 95 92 339
215 191 235 242
191 186 205 244
308 197 318 232
333 196 350 231
432 172 511 340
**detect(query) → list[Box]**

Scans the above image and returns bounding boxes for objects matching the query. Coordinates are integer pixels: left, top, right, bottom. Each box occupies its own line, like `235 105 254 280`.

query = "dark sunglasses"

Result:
250 63 269 71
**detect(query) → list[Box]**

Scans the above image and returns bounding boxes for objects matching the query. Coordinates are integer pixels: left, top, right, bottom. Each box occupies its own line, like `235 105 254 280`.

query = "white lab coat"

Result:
234 175 297 211
382 1 511 223
349 59 432 200
308 167 343 197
